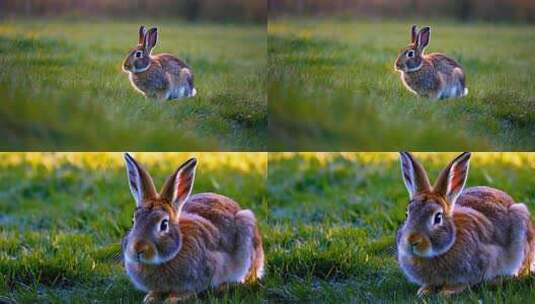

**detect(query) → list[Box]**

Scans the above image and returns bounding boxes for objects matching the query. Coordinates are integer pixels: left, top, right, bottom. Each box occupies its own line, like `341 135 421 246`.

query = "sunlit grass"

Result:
0 152 267 173
270 152 535 168
4 153 535 302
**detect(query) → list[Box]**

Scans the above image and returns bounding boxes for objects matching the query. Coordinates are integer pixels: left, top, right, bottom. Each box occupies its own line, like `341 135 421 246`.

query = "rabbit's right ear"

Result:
411 25 418 43
434 152 471 209
144 27 158 54
138 25 147 45
124 153 158 207
160 158 197 215
399 152 432 199
416 27 431 51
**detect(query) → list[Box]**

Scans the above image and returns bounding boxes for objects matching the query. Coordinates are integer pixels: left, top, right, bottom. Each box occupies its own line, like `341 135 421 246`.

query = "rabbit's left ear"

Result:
160 158 197 215
411 25 418 43
416 27 431 51
434 152 471 209
399 152 432 199
138 26 147 45
144 27 158 54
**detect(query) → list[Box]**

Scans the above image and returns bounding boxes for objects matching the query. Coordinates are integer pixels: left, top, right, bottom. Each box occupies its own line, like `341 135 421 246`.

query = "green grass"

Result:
267 152 535 303
0 153 268 303
0 19 266 151
269 18 535 150
5 153 535 303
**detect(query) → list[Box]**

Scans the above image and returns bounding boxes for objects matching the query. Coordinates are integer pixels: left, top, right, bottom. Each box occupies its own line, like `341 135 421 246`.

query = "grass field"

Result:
267 152 535 303
269 19 535 151
5 153 535 303
0 153 268 303
0 19 266 151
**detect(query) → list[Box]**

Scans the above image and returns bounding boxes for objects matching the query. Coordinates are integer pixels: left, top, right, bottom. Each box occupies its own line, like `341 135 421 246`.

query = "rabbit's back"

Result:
184 193 244 252
427 53 462 74
154 54 191 74
454 188 514 248
458 186 515 209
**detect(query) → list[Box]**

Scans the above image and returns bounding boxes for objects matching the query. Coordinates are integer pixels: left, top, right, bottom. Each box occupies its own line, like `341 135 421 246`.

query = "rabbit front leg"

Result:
163 291 194 304
417 284 468 297
145 89 169 100
143 291 164 304
416 285 437 297
439 284 468 296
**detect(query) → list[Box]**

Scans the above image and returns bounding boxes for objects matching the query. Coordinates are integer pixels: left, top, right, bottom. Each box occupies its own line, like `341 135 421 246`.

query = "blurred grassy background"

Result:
268 19 535 150
0 19 266 150
0 152 267 303
267 152 535 302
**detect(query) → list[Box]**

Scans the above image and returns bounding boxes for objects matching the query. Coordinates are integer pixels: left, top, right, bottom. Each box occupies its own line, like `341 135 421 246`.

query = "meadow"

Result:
0 19 266 151
268 19 535 151
267 152 535 303
5 153 535 303
0 153 268 303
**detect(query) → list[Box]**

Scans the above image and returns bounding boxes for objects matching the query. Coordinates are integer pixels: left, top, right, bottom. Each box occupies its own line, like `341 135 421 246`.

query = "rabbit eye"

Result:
407 50 415 58
434 212 443 225
160 219 169 231
135 51 142 58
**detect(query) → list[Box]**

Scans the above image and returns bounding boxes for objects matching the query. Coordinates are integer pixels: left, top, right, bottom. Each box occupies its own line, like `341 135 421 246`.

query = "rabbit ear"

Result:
411 25 418 43
124 153 158 207
144 27 158 54
416 27 431 51
138 25 147 45
160 158 197 214
434 152 471 208
400 152 432 199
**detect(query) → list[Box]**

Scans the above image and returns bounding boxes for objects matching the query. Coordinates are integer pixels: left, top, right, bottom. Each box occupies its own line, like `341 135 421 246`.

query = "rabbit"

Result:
122 26 197 100
397 152 535 297
121 153 264 304
394 25 468 100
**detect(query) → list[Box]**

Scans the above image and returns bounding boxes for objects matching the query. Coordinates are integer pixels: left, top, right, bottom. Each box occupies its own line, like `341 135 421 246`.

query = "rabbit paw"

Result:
163 292 193 304
143 291 163 304
416 285 435 297
439 284 467 296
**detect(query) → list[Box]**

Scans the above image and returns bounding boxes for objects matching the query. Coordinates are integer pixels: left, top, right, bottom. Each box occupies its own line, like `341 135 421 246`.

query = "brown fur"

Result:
122 155 264 302
122 26 196 100
395 25 467 100
397 152 535 296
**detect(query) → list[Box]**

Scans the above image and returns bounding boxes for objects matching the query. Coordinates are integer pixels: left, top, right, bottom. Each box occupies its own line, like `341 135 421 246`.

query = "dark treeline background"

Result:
269 0 535 22
0 0 265 23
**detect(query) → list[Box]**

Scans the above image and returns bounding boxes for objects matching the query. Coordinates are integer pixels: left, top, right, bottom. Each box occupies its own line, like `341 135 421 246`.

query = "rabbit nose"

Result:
133 240 150 258
407 234 424 247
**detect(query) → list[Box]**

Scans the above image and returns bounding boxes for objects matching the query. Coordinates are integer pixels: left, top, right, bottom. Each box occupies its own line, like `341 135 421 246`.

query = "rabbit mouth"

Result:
404 234 434 257
122 64 133 73
125 251 161 265
124 246 179 265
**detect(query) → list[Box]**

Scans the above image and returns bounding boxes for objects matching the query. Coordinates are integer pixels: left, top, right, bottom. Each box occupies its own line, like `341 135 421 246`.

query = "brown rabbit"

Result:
394 25 467 100
121 153 264 303
122 26 196 100
397 152 535 296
